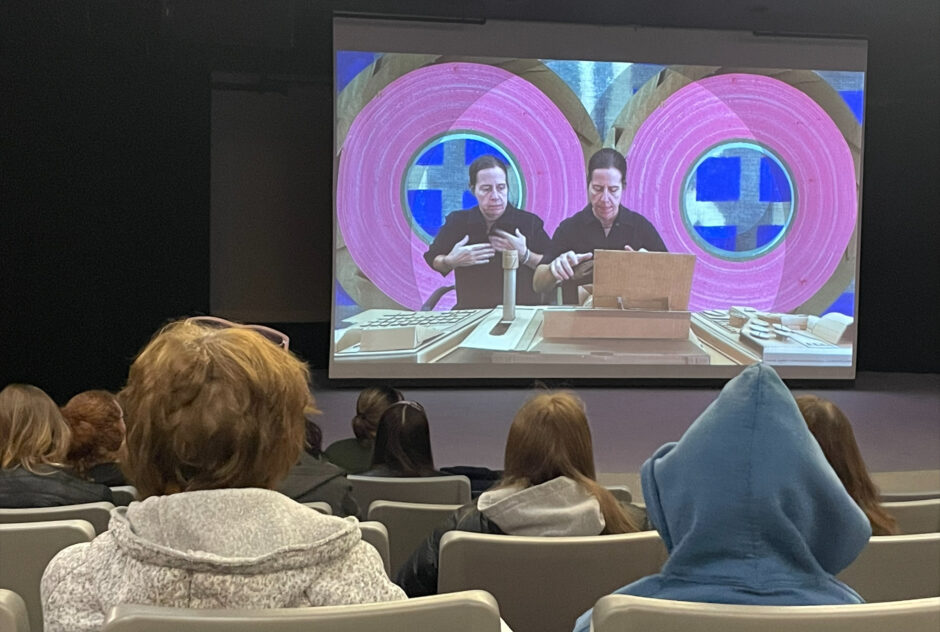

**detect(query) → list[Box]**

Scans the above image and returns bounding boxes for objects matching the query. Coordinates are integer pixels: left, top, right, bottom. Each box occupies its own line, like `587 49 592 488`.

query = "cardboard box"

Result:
542 250 696 340
542 307 691 339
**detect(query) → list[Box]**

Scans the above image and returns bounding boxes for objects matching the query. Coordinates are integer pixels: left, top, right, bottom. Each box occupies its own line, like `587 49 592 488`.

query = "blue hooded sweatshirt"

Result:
573 363 871 632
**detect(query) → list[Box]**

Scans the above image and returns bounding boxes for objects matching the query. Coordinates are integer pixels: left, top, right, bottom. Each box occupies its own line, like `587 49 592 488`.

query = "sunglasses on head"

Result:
186 316 290 350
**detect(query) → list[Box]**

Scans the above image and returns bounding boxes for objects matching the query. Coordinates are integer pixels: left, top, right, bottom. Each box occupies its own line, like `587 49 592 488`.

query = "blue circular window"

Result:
681 141 796 260
402 132 524 244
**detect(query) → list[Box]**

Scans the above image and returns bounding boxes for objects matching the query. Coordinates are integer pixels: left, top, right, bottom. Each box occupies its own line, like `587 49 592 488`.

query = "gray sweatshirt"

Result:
41 487 405 632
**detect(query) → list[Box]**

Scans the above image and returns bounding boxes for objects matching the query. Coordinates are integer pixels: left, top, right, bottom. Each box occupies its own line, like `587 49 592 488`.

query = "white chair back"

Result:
367 500 461 578
358 520 391 576
301 501 332 515
838 533 940 602
884 499 940 534
0 501 114 534
346 475 470 512
102 589 502 631
438 530 667 632
0 519 96 632
0 589 30 632
109 486 139 507
590 594 940 632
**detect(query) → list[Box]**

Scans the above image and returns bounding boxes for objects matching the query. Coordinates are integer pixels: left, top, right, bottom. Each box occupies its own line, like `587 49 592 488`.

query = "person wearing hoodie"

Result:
396 391 645 597
41 319 405 632
572 363 872 632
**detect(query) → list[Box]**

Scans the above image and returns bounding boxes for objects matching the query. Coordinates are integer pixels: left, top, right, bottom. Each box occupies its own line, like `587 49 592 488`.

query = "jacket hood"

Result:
477 476 605 536
642 363 870 588
110 487 360 574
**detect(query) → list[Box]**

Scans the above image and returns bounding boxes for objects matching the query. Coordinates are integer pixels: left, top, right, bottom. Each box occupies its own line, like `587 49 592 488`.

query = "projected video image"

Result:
332 50 863 378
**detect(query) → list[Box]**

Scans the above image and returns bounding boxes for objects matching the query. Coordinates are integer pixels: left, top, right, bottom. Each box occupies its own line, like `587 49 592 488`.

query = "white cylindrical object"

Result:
502 250 519 322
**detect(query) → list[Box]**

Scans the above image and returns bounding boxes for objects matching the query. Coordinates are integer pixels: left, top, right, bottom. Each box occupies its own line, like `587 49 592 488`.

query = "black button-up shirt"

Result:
543 204 667 304
424 205 551 309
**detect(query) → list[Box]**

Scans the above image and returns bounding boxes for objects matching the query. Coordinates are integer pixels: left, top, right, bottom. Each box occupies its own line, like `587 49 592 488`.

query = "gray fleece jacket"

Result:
41 487 405 632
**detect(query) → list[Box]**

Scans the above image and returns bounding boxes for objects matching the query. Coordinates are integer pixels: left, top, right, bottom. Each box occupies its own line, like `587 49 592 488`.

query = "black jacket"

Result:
0 466 114 508
395 501 503 597
277 452 360 518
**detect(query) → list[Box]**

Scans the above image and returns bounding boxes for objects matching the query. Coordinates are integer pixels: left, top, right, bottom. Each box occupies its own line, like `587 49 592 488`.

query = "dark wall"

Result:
2 1 938 401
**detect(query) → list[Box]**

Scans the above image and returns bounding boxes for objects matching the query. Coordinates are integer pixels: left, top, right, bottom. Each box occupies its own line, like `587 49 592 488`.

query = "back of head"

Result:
638 364 871 603
352 385 403 446
797 394 898 535
61 390 125 475
370 400 436 476
503 391 638 533
120 319 314 498
0 384 70 472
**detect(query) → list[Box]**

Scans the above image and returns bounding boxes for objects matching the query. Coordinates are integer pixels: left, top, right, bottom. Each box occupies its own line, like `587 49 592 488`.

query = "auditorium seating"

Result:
0 501 114 535
301 501 332 514
0 589 29 632
838 533 940 602
101 589 503 631
605 485 633 503
881 490 940 502
884 499 940 534
589 594 940 631
367 500 462 577
346 475 471 512
0 519 96 632
358 520 392 576
109 486 139 507
437 530 668 632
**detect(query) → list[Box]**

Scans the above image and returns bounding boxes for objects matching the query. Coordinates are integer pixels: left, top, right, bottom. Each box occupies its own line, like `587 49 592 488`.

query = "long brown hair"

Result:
370 401 438 476
797 394 899 535
501 391 640 534
0 384 71 472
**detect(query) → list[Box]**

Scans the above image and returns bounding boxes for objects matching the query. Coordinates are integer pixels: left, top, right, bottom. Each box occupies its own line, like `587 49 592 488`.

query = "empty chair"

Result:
605 485 633 503
0 519 96 632
883 499 940 534
301 501 332 515
108 486 138 507
590 594 940 632
0 589 29 632
358 520 391 576
347 475 470 511
102 589 502 632
367 500 462 577
438 530 668 632
0 501 114 534
838 533 940 602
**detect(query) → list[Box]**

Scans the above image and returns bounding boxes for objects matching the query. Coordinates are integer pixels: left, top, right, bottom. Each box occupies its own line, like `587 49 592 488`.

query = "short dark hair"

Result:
370 400 437 476
587 148 626 185
468 154 509 188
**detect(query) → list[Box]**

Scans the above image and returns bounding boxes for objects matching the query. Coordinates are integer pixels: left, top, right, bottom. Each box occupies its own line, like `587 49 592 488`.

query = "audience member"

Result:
397 391 644 597
573 364 872 632
797 394 899 535
325 385 403 473
60 390 128 486
278 410 361 517
0 383 113 507
41 319 404 632
360 400 446 478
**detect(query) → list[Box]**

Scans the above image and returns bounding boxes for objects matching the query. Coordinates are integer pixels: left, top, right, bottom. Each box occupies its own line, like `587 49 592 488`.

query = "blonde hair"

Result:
502 391 641 534
0 384 71 472
120 319 316 498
